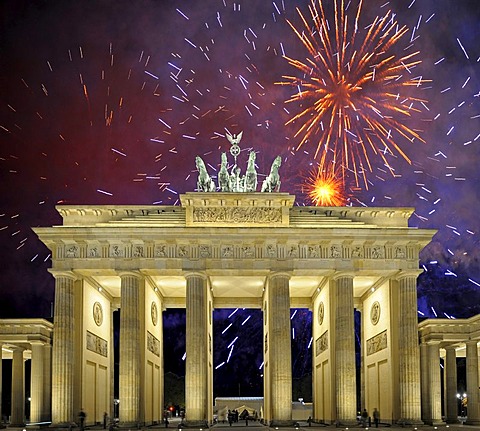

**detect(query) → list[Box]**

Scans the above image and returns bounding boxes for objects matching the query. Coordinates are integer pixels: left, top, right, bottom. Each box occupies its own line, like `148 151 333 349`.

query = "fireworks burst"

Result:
278 0 429 188
303 165 348 206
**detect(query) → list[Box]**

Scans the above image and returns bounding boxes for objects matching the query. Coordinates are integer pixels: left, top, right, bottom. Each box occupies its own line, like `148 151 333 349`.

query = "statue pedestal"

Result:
180 192 295 227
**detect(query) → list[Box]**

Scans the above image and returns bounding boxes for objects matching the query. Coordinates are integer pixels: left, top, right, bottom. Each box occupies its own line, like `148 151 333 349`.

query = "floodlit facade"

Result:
419 314 480 425
3 192 476 427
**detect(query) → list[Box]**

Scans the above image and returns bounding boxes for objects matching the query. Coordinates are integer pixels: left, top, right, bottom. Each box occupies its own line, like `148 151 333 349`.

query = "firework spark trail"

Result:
277 0 430 189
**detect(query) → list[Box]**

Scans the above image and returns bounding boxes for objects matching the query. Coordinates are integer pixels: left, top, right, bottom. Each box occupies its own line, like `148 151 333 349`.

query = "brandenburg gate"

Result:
32 190 435 427
24 133 438 427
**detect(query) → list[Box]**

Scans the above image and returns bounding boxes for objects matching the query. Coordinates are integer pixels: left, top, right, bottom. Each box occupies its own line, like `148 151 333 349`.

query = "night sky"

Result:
2 0 480 388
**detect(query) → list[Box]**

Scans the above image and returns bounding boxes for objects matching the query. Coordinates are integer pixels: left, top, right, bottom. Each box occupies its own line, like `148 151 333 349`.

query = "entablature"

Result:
418 314 480 346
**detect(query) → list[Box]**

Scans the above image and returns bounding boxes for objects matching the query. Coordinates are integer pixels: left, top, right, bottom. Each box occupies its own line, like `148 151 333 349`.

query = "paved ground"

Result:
3 417 480 431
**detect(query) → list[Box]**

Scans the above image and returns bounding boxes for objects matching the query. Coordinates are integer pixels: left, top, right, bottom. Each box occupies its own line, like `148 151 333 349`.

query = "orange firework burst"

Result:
303 166 348 206
278 0 429 188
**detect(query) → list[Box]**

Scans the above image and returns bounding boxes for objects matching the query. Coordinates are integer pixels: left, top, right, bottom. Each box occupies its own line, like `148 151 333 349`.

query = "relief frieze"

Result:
147 331 161 357
221 245 234 258
177 245 189 258
61 240 407 263
308 246 319 258
155 245 168 257
316 330 328 356
88 246 100 258
371 246 385 259
86 330 108 357
330 245 341 258
65 245 79 258
109 245 124 258
241 245 255 258
192 207 282 224
366 330 387 356
199 245 212 258
265 244 277 258
133 245 144 258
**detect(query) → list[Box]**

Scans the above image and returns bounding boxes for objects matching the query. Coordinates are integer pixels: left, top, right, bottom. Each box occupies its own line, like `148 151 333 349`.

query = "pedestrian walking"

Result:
361 409 369 427
373 408 380 428
78 409 86 431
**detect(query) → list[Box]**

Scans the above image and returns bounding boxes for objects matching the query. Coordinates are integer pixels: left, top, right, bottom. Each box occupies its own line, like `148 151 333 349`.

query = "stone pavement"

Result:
3 417 480 431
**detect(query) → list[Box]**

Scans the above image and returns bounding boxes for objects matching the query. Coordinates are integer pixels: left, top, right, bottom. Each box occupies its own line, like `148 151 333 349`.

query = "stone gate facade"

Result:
4 192 439 427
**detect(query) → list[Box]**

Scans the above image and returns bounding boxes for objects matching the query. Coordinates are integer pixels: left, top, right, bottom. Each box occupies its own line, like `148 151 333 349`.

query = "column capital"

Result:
423 339 442 347
331 271 355 281
184 271 208 281
29 340 49 347
118 270 143 279
48 270 78 281
466 339 479 347
268 271 291 280
394 270 422 280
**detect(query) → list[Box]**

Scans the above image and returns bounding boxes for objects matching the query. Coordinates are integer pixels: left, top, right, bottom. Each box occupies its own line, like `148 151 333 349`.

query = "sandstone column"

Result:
425 342 442 424
357 305 365 414
268 272 292 425
444 347 458 423
119 272 142 426
10 347 25 426
420 342 428 421
51 272 76 426
185 272 209 426
43 342 52 422
30 342 46 423
110 307 116 421
332 273 356 424
465 341 480 425
397 272 422 424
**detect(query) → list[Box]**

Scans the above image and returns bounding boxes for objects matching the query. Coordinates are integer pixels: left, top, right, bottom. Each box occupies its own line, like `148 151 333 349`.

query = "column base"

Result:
117 422 142 429
424 420 445 426
396 419 424 426
269 420 298 427
335 420 358 427
178 420 209 429
445 418 460 424
50 422 77 428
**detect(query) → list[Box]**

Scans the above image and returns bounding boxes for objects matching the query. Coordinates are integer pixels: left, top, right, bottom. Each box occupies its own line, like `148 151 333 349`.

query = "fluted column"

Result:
427 342 443 424
445 347 458 423
10 347 25 426
465 341 480 425
333 273 356 424
51 272 76 425
357 305 365 414
397 273 422 424
268 273 292 424
30 343 45 423
110 308 116 421
185 272 208 425
420 342 428 421
119 273 142 426
43 342 52 422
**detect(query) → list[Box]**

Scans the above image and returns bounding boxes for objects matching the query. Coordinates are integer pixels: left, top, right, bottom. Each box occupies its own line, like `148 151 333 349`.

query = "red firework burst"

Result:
303 166 348 206
278 0 429 188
